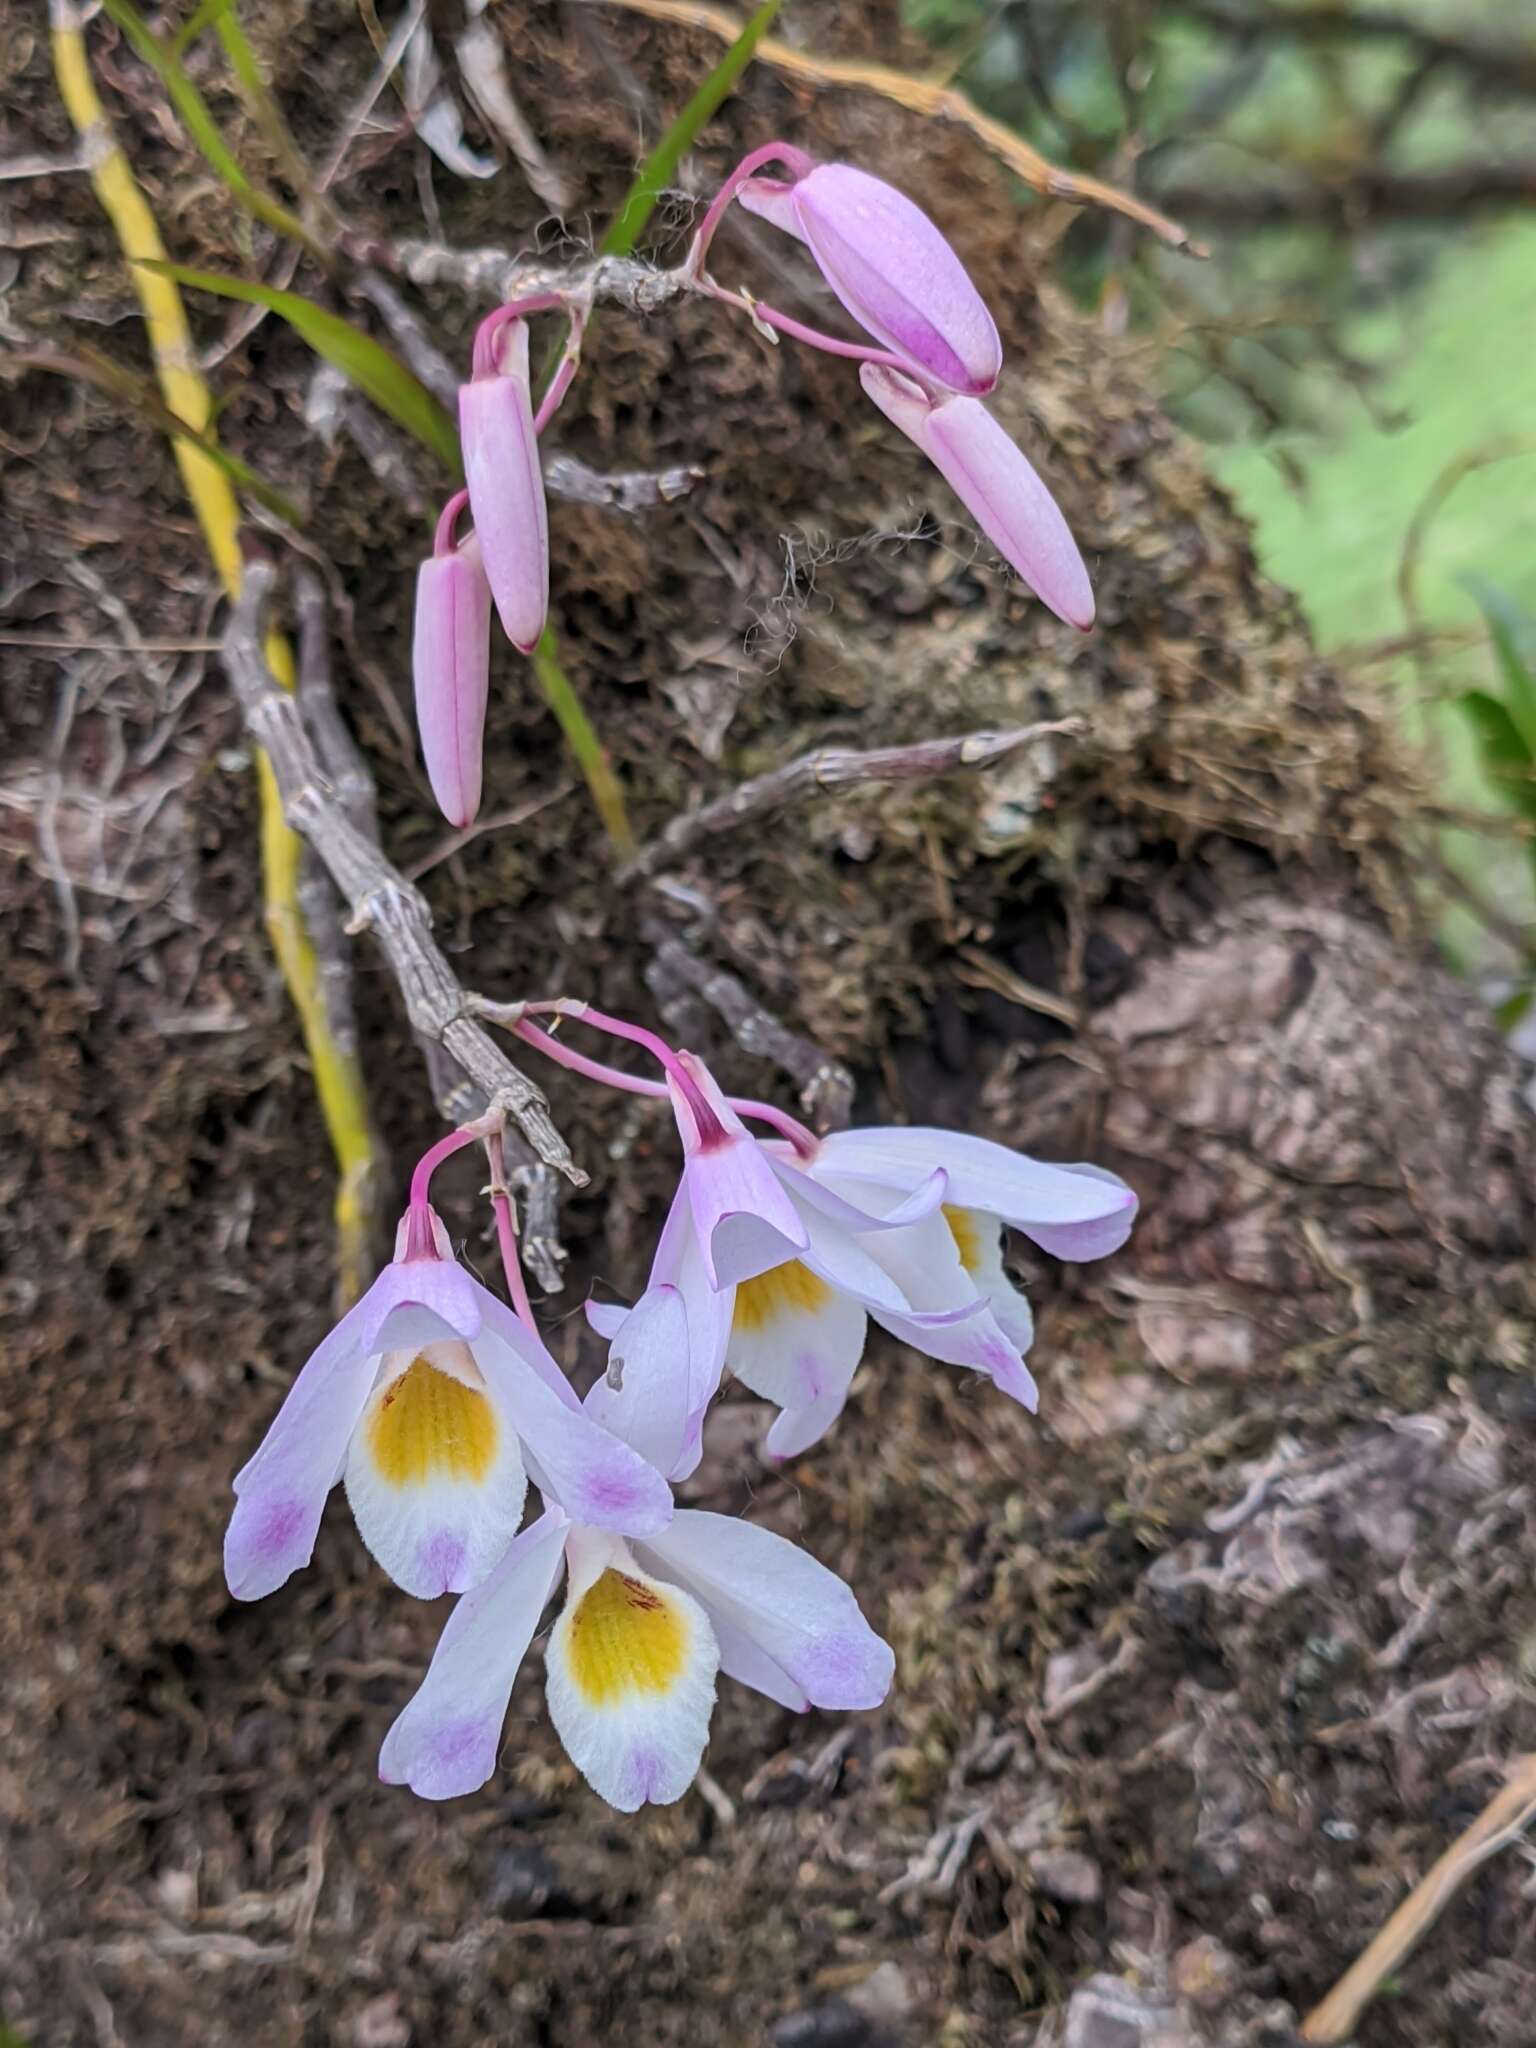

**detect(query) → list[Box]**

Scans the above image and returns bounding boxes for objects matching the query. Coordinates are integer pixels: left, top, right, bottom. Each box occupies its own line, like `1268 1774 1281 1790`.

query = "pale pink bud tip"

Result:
459 320 550 655
413 538 492 828
741 162 1002 398
861 363 1095 632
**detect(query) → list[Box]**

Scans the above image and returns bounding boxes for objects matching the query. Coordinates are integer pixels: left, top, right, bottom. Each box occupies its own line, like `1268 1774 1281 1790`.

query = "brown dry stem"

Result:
621 717 1084 880
221 561 586 1203
1301 1752 1536 2043
576 0 1206 253
641 916 855 1126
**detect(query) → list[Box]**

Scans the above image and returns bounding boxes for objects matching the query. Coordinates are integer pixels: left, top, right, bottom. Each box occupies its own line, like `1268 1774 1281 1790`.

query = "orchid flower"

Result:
412 489 492 828
380 1285 893 1809
224 1205 672 1604
589 1051 1137 1461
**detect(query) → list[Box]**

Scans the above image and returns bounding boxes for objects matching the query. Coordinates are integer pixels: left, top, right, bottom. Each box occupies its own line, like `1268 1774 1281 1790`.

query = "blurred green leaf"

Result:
599 0 783 258
1456 685 1536 897
139 261 461 473
1495 985 1534 1032
98 0 320 257
1456 689 1536 815
1461 574 1536 754
169 0 237 55
208 0 316 197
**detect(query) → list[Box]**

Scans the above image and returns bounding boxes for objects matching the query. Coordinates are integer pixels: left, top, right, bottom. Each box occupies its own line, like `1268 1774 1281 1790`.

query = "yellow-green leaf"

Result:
139 261 461 474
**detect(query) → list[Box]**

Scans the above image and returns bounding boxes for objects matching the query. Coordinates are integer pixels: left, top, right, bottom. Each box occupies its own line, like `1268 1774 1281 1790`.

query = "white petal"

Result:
640 1511 894 1710
819 1177 1036 1407
344 1340 528 1598
357 1252 484 1356
861 1201 1038 1409
816 1127 1136 1257
763 1388 861 1460
1021 1161 1141 1262
583 1283 693 1481
684 1142 808 1288
774 1156 947 1234
224 1249 477 1601
379 1510 568 1800
544 1529 719 1812
706 1611 811 1712
726 1259 867 1456
584 1298 629 1341
794 1192 915 1315
670 1203 735 1428
945 1204 1036 1353
470 1292 674 1536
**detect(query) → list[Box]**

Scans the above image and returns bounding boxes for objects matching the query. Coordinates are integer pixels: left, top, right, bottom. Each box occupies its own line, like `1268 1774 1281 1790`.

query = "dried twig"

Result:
542 453 705 511
350 268 460 407
367 238 687 311
580 0 1205 255
222 561 586 1199
344 265 705 513
454 17 574 212
291 574 375 1121
1154 160 1536 228
1301 1753 1536 2044
621 718 1084 881
642 917 853 1127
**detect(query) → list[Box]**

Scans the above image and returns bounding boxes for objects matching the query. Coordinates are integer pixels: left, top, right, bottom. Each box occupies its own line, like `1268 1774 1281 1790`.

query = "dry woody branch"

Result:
221 561 587 1218
621 718 1085 880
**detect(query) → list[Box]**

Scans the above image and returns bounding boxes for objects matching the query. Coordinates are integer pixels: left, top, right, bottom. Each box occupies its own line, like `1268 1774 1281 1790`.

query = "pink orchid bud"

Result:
861 363 1094 632
459 317 549 654
413 498 493 829
738 162 1002 397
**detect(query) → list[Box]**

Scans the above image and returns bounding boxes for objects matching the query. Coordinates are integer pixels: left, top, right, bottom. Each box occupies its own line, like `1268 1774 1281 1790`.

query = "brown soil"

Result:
3 5 1535 2046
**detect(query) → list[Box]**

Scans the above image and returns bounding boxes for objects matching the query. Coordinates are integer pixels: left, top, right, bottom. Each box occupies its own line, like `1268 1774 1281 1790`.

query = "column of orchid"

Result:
227 152 1131 1816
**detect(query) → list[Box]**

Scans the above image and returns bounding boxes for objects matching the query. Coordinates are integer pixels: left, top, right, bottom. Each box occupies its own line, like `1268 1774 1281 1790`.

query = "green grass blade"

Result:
598 0 783 258
1461 575 1536 754
214 5 315 196
169 0 236 56
529 628 635 859
98 0 320 257
139 260 461 474
22 343 303 525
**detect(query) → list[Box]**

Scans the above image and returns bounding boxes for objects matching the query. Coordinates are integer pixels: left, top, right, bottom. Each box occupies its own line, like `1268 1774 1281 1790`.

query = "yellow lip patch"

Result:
943 1204 983 1275
366 1356 498 1489
566 1570 688 1706
733 1259 832 1335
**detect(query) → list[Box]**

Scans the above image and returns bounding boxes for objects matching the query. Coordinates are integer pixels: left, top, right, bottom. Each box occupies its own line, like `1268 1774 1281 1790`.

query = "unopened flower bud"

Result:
460 317 549 655
861 363 1094 631
413 505 492 828
739 162 1002 397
